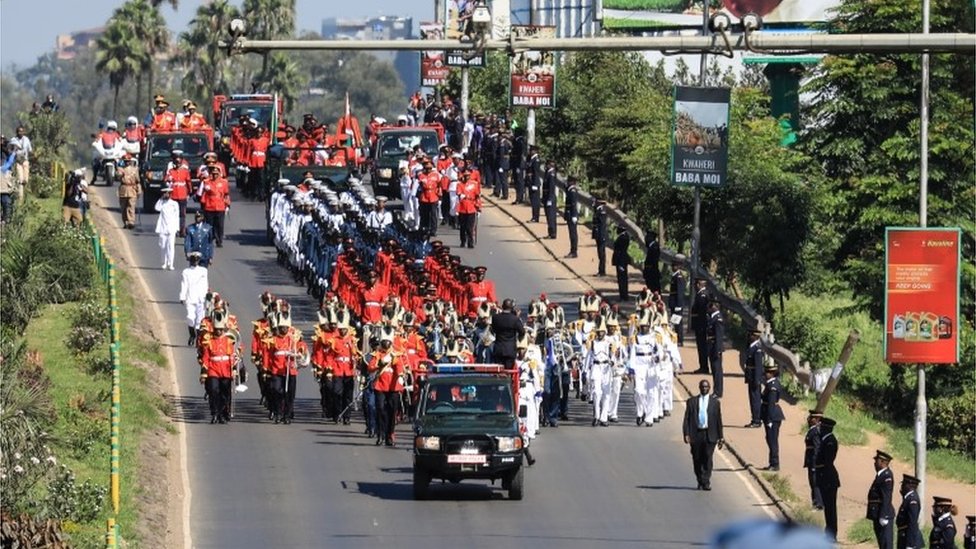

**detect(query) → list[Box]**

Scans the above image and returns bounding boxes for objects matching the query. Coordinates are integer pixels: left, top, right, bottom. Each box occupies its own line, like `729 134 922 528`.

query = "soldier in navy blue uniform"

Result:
527 146 542 222
816 417 841 541
743 329 764 427
563 176 579 258
611 226 630 300
592 199 608 276
895 474 922 549
511 130 527 204
668 257 686 345
542 160 558 239
804 411 825 509
760 364 784 470
691 280 710 374
184 211 215 266
965 515 975 549
930 496 958 549
867 449 895 549
642 230 661 292
706 300 725 398
496 132 512 200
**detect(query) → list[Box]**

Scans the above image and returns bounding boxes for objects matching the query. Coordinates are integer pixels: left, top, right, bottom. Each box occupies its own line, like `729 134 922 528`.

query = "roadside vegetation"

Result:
0 109 170 547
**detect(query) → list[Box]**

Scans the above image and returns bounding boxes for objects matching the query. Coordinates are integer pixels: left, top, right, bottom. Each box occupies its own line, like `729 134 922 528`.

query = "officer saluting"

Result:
867 450 895 549
895 474 922 549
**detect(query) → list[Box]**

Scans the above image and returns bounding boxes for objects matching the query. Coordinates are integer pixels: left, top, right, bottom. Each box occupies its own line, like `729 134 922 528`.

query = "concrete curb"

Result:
487 193 795 522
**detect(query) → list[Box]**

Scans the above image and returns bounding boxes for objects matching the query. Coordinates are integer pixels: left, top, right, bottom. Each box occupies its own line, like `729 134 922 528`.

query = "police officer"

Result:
542 160 558 239
592 199 608 276
706 300 725 398
930 497 958 549
817 417 841 541
965 515 976 549
691 279 710 374
611 226 630 300
760 364 784 470
527 146 541 223
743 329 764 427
642 230 661 292
867 449 895 549
804 411 825 510
564 176 580 258
667 256 686 345
895 474 922 549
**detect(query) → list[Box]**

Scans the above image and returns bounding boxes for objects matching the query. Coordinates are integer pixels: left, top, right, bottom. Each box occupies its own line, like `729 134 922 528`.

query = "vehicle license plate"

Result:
447 454 486 464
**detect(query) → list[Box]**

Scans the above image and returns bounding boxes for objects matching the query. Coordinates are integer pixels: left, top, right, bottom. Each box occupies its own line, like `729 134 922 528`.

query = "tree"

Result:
113 0 169 115
801 0 975 329
94 21 141 117
260 53 305 115
242 0 296 86
175 0 242 114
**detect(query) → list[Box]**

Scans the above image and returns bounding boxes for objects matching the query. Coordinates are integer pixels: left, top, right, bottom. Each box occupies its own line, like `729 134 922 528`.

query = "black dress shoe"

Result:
703 484 712 491
565 253 577 258
375 438 382 446
592 419 598 427
210 416 218 424
599 421 609 427
560 414 569 421
608 417 618 423
745 422 761 428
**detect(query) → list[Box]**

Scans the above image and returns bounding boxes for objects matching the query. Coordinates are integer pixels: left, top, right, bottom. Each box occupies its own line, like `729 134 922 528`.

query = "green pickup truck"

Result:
412 365 525 500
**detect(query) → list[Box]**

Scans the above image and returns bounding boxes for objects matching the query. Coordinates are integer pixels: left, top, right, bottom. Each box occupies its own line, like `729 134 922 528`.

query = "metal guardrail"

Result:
550 174 812 387
89 228 122 548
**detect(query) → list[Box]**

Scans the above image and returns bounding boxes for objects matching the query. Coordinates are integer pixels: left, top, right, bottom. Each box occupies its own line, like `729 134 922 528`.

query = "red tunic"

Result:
201 334 235 379
264 330 307 376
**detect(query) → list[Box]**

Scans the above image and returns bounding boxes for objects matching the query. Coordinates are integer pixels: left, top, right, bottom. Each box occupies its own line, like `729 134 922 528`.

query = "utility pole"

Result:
916 0 930 528
461 67 470 122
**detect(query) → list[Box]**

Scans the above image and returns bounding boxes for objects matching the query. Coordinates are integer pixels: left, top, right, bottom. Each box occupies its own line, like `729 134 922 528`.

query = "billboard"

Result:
601 0 842 28
509 25 556 109
670 86 730 187
419 22 450 87
884 228 961 364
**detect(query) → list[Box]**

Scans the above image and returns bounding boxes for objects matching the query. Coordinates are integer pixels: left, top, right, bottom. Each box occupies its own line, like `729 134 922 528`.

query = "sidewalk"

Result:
482 193 974 546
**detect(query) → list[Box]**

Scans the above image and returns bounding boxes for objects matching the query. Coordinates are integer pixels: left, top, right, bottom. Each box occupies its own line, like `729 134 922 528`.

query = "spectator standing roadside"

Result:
611 226 631 301
0 141 16 222
9 126 32 198
117 158 142 229
61 169 88 227
643 230 661 292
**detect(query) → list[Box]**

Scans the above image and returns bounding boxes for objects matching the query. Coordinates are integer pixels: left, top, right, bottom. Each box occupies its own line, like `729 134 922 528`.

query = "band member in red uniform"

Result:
251 292 276 408
464 266 497 317
199 311 237 424
361 271 389 325
263 303 309 424
369 327 405 446
330 311 359 424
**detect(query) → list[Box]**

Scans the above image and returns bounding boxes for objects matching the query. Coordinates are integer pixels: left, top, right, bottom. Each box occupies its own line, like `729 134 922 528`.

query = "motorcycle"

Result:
92 136 124 186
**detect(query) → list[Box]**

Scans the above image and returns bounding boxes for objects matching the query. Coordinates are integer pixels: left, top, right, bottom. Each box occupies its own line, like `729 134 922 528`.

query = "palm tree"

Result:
114 0 169 116
260 53 305 113
95 22 142 117
242 0 296 86
176 0 241 115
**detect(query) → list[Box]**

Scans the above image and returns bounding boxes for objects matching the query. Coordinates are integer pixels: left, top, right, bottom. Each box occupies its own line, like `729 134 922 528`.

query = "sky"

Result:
0 0 433 70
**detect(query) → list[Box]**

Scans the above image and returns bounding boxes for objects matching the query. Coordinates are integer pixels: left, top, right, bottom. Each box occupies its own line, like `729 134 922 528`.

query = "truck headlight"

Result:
377 168 393 179
415 436 440 450
150 171 164 180
495 436 523 452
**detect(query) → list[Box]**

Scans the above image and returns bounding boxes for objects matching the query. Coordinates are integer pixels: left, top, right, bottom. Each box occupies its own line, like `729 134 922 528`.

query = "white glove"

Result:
571 217 578 224
879 518 889 527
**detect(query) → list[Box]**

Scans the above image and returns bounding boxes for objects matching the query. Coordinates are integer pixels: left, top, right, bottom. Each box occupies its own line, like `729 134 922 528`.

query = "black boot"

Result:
187 327 196 346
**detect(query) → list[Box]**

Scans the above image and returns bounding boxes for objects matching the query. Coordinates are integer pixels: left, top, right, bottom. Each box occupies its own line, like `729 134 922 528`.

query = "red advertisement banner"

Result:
509 25 556 109
884 227 961 364
420 22 449 87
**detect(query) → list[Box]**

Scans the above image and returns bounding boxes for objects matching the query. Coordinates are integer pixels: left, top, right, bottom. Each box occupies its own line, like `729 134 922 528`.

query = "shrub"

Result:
71 300 110 334
929 393 976 457
65 326 104 356
0 513 69 548
60 408 105 460
82 354 113 377
40 466 106 524
29 175 61 200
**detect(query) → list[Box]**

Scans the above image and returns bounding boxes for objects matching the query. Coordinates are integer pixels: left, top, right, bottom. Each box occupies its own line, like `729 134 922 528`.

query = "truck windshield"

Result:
222 104 274 128
422 382 513 415
149 136 209 159
377 132 440 159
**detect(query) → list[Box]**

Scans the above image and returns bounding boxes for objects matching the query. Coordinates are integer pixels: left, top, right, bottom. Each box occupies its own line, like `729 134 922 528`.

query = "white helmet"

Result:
126 116 138 125
106 120 118 130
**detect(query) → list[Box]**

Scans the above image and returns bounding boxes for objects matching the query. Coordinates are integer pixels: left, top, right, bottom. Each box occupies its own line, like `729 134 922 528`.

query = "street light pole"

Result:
690 1 709 302
915 0 930 528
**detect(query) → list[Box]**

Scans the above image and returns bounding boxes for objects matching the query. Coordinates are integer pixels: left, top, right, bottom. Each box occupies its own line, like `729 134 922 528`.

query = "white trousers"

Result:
158 232 175 268
608 372 623 419
520 381 539 439
185 300 205 328
660 365 674 412
591 366 613 422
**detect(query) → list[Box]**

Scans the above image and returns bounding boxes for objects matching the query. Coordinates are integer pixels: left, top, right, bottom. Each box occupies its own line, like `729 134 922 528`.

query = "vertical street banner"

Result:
509 25 556 109
884 227 961 364
670 86 730 187
419 22 450 87
445 1 486 67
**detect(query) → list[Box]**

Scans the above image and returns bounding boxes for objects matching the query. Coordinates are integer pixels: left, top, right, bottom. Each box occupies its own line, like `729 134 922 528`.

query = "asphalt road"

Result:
92 185 776 549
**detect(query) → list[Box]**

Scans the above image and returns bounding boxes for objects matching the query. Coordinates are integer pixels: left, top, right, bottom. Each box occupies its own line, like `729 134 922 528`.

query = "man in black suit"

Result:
563 177 580 258
542 160 558 239
743 329 764 427
611 226 631 301
706 300 725 398
867 450 895 549
817 417 841 541
895 474 922 549
592 199 608 276
642 230 661 292
490 299 525 368
668 256 686 345
682 379 724 491
760 364 785 470
691 280 710 374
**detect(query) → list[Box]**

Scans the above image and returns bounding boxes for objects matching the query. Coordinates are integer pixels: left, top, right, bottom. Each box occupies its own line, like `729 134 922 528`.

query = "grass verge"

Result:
846 518 874 544
761 472 824 528
21 197 170 547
